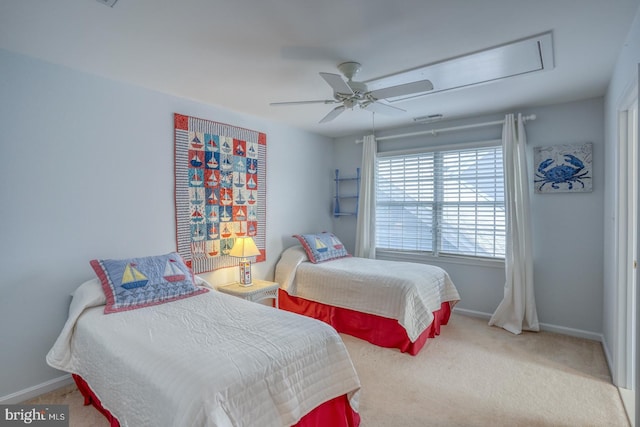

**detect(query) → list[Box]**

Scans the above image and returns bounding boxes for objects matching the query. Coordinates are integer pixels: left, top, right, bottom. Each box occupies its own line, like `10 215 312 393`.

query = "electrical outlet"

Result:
95 0 118 7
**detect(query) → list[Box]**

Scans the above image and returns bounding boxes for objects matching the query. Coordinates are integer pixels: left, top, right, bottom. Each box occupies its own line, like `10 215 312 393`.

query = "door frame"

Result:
615 75 638 421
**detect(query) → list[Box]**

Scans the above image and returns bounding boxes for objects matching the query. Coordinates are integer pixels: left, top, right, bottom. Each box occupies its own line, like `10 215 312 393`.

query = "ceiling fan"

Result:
269 61 434 123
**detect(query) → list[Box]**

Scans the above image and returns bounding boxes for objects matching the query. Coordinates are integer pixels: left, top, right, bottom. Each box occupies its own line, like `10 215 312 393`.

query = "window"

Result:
376 142 505 259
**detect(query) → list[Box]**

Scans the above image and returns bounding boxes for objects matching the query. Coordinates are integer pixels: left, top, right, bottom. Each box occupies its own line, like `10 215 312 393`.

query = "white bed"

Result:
275 245 460 354
47 277 361 427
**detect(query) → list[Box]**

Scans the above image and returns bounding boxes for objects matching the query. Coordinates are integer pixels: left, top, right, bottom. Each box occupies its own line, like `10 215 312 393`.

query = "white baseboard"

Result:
619 386 635 427
538 322 604 342
453 307 604 342
600 334 617 381
0 374 73 404
453 307 492 320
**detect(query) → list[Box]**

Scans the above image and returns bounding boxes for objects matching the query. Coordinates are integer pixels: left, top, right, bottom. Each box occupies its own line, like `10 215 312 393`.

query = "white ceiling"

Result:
1 0 638 138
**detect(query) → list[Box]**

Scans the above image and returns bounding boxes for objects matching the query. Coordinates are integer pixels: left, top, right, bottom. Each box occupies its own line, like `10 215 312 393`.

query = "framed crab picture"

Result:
534 142 592 193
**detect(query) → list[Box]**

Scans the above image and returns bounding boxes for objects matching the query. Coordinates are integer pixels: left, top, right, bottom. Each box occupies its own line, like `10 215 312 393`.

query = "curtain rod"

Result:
355 114 537 143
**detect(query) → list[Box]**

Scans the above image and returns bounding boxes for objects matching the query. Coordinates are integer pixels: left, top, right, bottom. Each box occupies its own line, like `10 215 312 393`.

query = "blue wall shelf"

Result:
333 168 360 218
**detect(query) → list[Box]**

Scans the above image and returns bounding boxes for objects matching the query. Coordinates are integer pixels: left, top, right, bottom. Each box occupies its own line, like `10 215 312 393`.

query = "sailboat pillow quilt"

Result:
293 232 350 264
90 252 208 314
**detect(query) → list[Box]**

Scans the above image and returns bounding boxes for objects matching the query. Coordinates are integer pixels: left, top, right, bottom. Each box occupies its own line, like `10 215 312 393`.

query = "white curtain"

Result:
355 134 377 258
489 114 540 334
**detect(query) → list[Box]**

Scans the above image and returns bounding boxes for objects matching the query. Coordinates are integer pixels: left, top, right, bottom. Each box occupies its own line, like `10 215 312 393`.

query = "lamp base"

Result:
238 259 253 286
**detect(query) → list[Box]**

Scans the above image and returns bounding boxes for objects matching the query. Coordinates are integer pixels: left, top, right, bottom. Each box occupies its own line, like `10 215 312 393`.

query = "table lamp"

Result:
229 236 261 286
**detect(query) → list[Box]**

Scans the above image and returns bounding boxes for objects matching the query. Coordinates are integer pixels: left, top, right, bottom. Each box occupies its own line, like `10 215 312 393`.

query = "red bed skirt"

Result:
72 374 359 427
72 375 119 427
278 289 452 356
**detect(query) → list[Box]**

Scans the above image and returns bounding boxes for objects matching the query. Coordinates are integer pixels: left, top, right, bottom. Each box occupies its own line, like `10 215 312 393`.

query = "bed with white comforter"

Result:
275 245 460 346
47 278 361 427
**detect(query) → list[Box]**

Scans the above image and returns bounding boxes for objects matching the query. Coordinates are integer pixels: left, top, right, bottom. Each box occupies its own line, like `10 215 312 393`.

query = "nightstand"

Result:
217 279 280 308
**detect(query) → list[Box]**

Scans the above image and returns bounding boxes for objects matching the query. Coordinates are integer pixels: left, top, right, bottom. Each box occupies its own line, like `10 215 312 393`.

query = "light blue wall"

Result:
333 97 605 336
603 6 640 387
0 49 334 399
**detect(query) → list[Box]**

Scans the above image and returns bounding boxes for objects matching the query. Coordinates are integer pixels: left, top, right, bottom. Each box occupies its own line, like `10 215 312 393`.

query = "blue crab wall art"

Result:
533 143 592 193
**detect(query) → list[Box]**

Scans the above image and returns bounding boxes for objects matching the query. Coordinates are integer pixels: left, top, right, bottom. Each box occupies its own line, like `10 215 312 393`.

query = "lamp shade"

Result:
229 236 260 258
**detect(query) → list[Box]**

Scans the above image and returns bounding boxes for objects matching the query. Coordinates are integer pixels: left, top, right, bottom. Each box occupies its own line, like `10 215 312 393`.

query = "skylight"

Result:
366 32 554 102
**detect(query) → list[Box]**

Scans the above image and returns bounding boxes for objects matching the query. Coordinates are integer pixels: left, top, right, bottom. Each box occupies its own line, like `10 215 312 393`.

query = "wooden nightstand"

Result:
217 279 280 308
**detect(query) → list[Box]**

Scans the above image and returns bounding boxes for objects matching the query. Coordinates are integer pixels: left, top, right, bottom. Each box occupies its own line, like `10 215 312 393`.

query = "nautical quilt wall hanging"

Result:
174 113 267 274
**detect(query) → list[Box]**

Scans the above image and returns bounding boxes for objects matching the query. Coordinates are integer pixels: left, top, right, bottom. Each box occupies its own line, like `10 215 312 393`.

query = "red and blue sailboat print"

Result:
190 153 203 167
221 224 232 238
235 190 246 205
207 156 218 168
220 206 232 222
164 259 186 282
191 223 205 241
246 176 257 189
207 190 218 204
234 173 245 188
190 133 203 149
234 206 246 221
221 140 232 154
121 263 148 289
220 189 233 206
221 239 233 255
207 240 219 257
247 159 257 174
206 134 218 150
221 156 233 171
190 170 203 186
208 223 218 239
235 222 246 237
191 206 204 222
206 171 218 187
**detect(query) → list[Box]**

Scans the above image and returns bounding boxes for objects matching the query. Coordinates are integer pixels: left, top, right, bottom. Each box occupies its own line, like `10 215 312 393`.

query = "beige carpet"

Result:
26 314 629 426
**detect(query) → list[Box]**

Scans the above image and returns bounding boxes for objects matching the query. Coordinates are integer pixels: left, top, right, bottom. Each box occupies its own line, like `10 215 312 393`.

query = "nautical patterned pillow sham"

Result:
293 232 350 263
90 252 208 314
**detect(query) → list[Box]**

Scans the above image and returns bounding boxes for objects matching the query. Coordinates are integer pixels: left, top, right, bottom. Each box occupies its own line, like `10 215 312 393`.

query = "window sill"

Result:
375 249 505 269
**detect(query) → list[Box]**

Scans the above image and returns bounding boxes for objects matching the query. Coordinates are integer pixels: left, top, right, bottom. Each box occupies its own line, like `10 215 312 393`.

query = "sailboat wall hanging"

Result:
174 113 267 274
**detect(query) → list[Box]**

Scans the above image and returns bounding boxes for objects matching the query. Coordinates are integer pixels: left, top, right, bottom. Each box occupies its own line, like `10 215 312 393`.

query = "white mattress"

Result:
275 246 460 341
47 278 360 427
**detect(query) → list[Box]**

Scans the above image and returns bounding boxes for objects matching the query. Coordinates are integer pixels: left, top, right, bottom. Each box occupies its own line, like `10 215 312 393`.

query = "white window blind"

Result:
376 143 505 259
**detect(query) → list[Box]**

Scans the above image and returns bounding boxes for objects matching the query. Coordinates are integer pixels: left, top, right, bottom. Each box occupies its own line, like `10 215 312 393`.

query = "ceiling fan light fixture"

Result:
337 62 362 81
343 99 358 109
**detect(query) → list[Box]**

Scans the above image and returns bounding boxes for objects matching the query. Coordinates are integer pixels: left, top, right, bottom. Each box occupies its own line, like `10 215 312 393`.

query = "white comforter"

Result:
275 246 460 342
47 278 360 427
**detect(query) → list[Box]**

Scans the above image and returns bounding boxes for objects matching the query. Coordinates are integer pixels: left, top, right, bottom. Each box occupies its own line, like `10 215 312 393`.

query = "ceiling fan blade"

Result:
319 72 354 95
368 79 434 100
270 100 336 106
363 101 406 116
319 105 346 123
